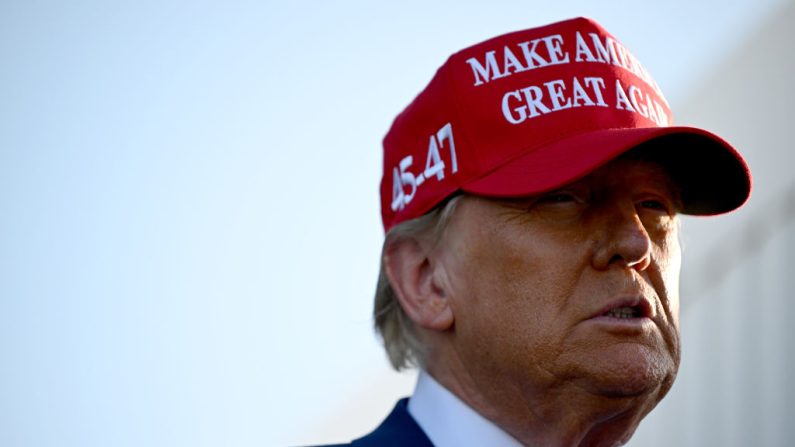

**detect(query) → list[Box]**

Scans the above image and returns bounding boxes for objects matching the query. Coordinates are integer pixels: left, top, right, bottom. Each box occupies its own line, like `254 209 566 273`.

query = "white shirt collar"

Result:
407 370 524 447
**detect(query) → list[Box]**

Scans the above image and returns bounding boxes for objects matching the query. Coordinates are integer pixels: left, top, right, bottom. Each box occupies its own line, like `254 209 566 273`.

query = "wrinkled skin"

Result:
422 158 682 446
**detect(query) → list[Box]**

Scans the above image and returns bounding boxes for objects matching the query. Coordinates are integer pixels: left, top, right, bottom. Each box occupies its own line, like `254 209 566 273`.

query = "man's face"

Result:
435 156 682 402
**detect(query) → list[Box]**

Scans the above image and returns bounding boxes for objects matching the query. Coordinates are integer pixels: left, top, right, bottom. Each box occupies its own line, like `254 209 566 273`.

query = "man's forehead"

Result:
600 152 680 190
612 146 684 200
500 155 681 201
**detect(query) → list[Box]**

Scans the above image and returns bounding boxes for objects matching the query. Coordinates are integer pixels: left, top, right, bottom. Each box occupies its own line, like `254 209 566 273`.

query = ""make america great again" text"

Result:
464 31 670 126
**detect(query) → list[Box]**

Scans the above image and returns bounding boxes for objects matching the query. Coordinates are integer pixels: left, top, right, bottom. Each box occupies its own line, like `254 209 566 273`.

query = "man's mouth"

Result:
587 299 654 333
591 298 654 322
602 306 643 319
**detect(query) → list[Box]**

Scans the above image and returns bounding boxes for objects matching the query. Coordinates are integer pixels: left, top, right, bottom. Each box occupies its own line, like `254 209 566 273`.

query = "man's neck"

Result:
408 370 523 447
424 357 663 447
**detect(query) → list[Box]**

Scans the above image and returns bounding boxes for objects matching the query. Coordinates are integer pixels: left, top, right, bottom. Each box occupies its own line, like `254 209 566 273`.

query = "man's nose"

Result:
591 202 652 271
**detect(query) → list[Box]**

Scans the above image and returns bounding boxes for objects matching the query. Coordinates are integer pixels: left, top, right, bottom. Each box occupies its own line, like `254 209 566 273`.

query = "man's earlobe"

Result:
383 238 454 331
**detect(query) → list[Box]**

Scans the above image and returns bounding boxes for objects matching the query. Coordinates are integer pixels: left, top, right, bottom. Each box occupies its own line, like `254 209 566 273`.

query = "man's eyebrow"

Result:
635 165 684 210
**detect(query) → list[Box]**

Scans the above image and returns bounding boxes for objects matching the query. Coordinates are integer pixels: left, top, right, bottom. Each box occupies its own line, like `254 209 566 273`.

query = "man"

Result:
325 17 751 447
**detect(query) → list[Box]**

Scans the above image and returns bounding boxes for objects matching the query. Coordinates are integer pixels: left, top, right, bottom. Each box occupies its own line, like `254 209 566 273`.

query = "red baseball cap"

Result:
380 17 751 232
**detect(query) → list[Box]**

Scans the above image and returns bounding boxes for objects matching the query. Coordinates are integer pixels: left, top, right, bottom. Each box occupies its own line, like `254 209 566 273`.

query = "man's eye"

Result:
538 193 577 204
639 200 668 211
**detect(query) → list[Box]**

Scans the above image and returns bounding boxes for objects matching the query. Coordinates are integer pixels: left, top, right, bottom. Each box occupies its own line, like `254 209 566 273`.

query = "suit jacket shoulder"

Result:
310 398 433 447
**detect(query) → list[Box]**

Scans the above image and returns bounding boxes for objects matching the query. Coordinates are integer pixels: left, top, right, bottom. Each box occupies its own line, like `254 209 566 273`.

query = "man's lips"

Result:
584 297 656 335
589 296 654 321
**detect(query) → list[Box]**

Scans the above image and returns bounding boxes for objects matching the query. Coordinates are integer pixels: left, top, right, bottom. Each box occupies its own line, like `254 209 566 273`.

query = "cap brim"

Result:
461 127 752 215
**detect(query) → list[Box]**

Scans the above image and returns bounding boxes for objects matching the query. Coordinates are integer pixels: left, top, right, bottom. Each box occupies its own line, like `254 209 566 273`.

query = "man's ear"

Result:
383 237 454 331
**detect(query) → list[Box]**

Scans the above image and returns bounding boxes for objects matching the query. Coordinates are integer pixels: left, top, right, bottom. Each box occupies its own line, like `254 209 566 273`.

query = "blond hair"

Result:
373 195 463 370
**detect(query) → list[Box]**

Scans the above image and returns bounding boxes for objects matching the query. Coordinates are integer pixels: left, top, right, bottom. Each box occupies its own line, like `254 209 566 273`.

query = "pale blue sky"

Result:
0 1 787 446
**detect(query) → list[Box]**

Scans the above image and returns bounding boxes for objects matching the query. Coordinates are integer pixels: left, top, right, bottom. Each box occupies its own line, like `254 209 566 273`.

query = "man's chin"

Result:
574 344 679 399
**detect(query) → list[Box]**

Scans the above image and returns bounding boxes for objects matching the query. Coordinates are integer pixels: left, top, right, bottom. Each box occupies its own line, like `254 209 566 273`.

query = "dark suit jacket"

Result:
312 398 433 447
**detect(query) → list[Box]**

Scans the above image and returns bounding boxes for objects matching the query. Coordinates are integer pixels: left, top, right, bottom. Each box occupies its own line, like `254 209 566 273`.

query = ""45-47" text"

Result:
391 122 459 212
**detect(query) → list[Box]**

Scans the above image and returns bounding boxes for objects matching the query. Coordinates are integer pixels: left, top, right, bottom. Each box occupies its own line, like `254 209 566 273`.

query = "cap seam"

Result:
441 56 480 188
